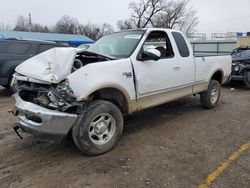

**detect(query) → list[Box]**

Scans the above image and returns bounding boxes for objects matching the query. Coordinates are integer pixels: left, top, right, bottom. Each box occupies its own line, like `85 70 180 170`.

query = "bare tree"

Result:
0 23 13 31
78 23 114 40
54 15 79 34
152 0 198 35
31 24 50 33
13 15 50 33
118 0 164 29
176 9 198 36
13 15 30 31
117 19 134 31
117 0 198 35
12 14 113 39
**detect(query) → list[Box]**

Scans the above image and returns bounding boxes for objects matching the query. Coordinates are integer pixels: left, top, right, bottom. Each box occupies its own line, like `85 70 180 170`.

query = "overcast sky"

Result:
1 0 250 34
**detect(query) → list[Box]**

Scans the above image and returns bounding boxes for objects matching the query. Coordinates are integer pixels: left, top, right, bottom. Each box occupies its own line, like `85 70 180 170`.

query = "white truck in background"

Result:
12 28 231 155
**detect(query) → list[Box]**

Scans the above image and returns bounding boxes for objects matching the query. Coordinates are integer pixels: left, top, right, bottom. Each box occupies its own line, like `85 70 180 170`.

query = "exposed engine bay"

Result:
71 50 115 73
17 80 82 113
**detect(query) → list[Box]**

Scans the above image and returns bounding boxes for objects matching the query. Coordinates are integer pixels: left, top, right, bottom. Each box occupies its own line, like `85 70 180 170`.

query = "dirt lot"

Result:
0 86 249 188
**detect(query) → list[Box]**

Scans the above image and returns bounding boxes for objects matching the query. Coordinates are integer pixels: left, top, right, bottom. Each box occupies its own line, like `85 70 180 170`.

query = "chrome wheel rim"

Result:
88 113 116 145
210 86 219 105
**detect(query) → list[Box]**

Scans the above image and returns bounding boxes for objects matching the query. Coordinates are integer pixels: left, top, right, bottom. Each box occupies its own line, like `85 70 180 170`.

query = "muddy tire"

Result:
71 100 124 155
244 71 250 89
200 80 221 109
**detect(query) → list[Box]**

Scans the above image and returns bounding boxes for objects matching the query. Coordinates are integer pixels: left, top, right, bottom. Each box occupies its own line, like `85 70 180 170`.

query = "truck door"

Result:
171 32 195 87
132 30 190 98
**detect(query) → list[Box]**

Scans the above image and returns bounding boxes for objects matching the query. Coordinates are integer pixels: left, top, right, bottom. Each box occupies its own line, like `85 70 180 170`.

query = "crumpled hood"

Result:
15 47 77 83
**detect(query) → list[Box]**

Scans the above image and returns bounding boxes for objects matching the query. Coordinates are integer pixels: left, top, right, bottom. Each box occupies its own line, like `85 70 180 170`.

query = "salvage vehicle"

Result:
231 46 250 88
12 28 232 155
0 39 66 90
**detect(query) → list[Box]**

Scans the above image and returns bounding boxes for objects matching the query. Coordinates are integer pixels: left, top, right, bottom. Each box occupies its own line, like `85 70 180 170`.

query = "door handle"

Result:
173 66 181 71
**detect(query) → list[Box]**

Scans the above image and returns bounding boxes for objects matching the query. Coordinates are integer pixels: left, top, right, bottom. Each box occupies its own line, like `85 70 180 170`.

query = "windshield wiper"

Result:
83 50 117 60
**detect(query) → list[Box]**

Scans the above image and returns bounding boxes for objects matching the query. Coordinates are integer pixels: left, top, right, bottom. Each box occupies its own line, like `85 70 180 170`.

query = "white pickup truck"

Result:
12 28 231 155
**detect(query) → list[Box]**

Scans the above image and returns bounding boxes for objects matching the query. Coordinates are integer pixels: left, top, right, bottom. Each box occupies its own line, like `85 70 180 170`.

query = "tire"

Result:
200 80 221 109
244 70 250 89
71 100 124 155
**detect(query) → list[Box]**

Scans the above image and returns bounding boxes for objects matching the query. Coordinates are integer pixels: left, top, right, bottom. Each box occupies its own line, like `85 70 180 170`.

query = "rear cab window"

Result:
172 32 190 57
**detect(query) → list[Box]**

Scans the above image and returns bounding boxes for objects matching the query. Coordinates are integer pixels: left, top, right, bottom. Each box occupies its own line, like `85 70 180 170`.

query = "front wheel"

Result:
244 71 250 89
200 80 221 109
71 100 124 155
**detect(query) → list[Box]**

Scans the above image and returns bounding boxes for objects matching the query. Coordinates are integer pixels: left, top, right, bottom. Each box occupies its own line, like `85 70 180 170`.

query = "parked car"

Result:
231 46 250 88
12 28 232 155
0 39 66 90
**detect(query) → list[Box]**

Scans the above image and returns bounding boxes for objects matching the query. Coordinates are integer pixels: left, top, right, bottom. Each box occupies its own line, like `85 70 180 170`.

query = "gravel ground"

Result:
0 86 249 188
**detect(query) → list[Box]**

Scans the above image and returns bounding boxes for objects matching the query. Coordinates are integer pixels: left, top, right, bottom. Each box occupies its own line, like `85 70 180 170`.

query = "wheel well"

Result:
89 88 129 115
211 71 223 85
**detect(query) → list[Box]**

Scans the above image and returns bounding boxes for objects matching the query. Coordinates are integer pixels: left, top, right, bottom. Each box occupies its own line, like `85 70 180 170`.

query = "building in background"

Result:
0 31 94 46
188 32 249 54
190 40 236 55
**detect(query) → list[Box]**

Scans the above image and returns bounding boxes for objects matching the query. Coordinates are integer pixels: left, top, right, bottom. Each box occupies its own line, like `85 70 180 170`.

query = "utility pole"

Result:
28 13 32 31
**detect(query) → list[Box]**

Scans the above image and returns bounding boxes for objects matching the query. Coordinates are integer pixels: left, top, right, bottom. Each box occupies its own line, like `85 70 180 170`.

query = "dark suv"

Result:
0 39 66 89
231 47 250 88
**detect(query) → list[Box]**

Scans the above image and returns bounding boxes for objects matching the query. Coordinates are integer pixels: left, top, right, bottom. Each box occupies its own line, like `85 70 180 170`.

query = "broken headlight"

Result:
56 79 75 101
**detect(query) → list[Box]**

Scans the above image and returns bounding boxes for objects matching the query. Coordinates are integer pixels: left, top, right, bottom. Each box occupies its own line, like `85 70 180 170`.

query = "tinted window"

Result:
172 32 190 57
38 44 56 53
4 42 31 55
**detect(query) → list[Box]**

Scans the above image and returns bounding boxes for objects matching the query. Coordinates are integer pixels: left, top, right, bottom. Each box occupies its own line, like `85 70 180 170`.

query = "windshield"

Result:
87 31 144 58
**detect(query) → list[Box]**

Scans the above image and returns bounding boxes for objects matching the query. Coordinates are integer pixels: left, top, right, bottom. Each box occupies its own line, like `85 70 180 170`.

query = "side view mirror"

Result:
143 49 161 61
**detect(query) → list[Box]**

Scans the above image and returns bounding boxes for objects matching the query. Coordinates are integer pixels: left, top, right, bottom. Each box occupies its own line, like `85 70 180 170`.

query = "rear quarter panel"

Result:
195 55 232 83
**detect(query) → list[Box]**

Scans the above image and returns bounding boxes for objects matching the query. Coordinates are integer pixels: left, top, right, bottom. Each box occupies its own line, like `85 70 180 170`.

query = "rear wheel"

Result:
244 70 250 89
200 80 221 109
71 100 124 155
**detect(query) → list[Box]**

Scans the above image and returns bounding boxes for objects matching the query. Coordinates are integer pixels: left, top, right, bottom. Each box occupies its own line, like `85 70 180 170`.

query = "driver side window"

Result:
142 31 174 59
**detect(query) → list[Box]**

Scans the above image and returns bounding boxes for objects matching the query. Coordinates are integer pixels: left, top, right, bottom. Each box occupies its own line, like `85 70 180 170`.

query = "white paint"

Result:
146 48 161 58
15 47 77 83
67 58 136 101
15 28 232 107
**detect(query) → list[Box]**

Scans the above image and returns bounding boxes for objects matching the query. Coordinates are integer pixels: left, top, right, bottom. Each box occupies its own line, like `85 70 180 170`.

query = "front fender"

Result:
67 58 136 102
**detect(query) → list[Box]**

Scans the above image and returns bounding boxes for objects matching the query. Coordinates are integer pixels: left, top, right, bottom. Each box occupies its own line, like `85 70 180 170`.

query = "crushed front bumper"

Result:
13 93 78 141
231 75 245 81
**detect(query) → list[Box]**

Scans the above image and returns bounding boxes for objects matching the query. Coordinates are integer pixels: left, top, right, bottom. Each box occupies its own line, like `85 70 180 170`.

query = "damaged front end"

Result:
11 47 114 141
17 79 84 113
13 93 78 142
12 78 86 142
